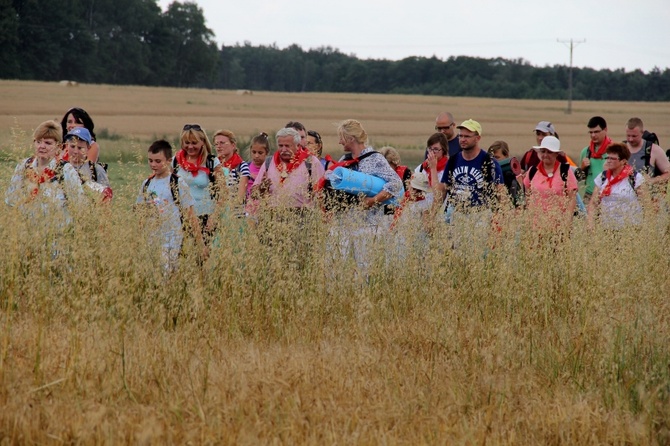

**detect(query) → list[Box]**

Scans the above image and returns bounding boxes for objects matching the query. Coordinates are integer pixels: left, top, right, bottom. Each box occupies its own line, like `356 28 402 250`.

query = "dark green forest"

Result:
3 0 669 101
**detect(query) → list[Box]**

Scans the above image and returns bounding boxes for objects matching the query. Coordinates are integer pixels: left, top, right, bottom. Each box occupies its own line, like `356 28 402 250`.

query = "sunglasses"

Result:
183 124 202 131
435 123 454 131
307 130 322 144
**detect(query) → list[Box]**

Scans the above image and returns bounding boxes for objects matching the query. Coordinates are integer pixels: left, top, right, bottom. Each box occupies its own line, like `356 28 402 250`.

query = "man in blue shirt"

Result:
435 119 505 223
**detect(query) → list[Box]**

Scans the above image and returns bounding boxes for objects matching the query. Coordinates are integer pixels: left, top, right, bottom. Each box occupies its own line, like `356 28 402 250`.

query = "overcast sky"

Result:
158 0 670 73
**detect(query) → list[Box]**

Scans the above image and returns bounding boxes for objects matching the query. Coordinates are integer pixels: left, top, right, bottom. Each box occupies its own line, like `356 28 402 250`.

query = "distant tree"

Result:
0 0 20 78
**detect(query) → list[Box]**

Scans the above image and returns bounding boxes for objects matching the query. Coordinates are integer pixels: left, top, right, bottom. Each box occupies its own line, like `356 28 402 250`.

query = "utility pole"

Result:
557 39 585 114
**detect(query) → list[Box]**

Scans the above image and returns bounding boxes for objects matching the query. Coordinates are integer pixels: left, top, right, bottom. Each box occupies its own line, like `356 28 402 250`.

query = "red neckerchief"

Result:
390 190 426 230
395 165 409 180
273 148 310 184
222 152 244 170
26 163 56 197
589 136 612 159
421 157 448 186
600 164 634 197
315 154 364 191
537 161 560 188
176 149 209 177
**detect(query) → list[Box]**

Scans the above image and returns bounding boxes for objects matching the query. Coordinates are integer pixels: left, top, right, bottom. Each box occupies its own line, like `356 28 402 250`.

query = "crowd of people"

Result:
5 107 668 270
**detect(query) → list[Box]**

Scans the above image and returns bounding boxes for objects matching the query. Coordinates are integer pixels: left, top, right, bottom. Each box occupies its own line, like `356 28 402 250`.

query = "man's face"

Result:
277 136 297 162
535 130 550 146
435 116 455 139
458 130 480 151
298 129 307 147
588 126 607 145
626 126 643 146
66 138 89 166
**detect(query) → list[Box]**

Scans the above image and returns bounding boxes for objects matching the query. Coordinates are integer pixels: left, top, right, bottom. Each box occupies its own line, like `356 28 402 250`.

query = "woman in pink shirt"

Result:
523 136 578 228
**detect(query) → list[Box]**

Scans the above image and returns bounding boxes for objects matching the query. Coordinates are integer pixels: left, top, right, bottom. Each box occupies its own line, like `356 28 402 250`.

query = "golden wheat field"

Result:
1 80 670 444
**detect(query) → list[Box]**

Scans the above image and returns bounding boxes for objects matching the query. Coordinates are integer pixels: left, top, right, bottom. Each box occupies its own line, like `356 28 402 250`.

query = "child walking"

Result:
136 140 207 271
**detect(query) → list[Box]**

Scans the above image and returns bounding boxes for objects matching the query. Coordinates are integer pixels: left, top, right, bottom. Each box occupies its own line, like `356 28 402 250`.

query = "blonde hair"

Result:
337 119 368 146
213 129 237 152
180 126 213 156
378 146 401 167
33 120 62 142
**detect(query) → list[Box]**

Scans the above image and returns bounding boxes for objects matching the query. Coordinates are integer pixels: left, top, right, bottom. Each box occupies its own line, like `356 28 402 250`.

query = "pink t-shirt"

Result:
253 155 325 208
247 162 262 197
523 163 578 213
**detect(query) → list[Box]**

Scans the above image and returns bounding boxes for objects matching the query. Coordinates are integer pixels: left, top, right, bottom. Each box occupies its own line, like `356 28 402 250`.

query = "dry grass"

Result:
1 80 669 166
1 81 670 444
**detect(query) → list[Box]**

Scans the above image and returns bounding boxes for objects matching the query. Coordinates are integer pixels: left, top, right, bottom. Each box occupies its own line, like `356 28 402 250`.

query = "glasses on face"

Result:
427 146 442 152
435 123 454 131
183 124 202 131
604 156 620 161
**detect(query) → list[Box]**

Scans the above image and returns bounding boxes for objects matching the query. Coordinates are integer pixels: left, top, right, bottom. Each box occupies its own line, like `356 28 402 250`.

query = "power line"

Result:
557 38 586 114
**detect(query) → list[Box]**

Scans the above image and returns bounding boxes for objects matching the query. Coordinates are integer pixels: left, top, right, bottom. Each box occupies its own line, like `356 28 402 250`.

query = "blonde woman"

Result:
172 124 226 241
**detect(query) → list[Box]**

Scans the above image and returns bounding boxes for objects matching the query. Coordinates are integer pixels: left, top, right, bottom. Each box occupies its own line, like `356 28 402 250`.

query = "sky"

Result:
157 0 670 73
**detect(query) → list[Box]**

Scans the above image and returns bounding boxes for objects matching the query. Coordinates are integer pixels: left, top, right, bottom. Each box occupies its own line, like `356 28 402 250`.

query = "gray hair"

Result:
276 127 301 145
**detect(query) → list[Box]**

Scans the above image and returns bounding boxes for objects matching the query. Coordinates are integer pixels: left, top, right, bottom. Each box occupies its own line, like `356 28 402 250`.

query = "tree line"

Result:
3 0 669 101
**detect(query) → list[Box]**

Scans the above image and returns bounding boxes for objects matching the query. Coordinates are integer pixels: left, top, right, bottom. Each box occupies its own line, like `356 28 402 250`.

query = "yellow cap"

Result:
457 119 482 136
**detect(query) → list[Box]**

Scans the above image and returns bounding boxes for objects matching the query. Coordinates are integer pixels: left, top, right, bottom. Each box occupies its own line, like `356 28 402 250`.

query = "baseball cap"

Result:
532 136 561 153
65 127 92 144
457 119 482 136
410 172 431 192
534 121 556 135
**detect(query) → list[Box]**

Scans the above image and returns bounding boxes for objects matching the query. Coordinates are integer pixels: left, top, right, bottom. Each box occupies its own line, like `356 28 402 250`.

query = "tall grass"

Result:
1 150 670 443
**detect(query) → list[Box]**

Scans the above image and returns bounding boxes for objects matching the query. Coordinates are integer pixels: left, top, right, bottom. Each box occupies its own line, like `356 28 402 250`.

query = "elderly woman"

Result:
172 124 226 241
5 120 84 225
522 135 578 228
587 142 644 230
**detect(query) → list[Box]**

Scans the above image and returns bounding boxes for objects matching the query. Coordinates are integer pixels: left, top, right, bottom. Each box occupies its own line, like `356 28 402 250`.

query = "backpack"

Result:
528 163 587 215
172 153 219 199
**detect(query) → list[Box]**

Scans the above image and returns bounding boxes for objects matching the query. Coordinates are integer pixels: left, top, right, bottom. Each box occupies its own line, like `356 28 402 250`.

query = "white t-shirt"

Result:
594 171 644 229
136 175 195 257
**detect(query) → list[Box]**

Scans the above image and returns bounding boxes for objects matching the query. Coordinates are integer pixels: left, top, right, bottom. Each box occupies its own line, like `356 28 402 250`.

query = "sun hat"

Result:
532 135 561 153
457 119 482 136
410 172 431 192
65 127 92 144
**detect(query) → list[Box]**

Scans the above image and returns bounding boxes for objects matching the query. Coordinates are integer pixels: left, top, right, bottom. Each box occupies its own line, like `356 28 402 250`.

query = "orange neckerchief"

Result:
600 164 634 197
589 136 612 159
222 152 244 170
273 148 310 183
421 156 448 186
537 161 560 188
176 150 209 177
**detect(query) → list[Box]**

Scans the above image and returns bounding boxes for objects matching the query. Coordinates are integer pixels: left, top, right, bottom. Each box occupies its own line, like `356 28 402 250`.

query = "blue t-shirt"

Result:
441 150 503 208
447 137 461 158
